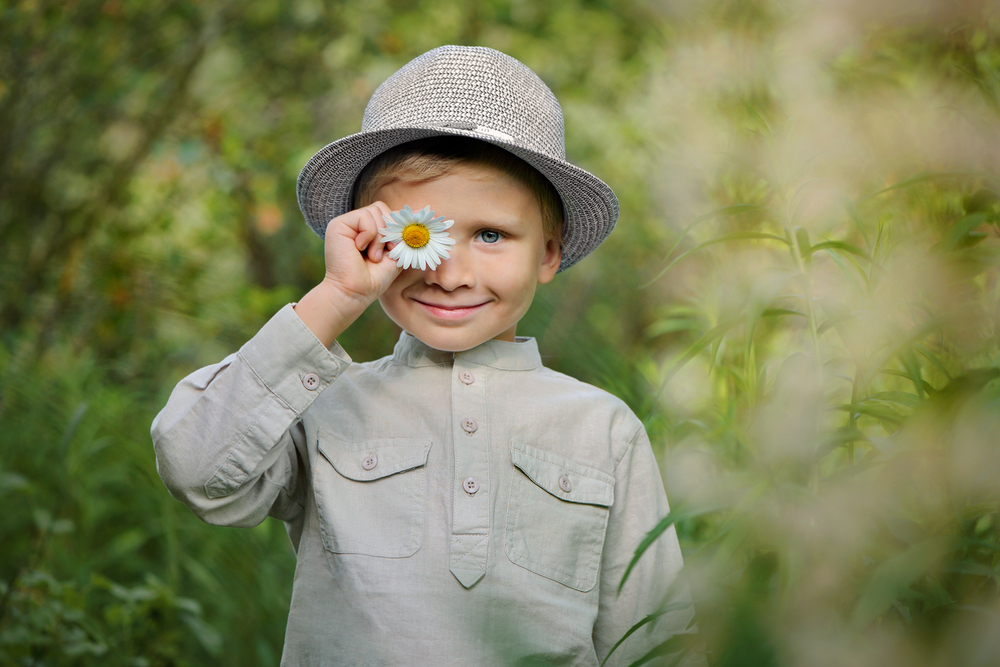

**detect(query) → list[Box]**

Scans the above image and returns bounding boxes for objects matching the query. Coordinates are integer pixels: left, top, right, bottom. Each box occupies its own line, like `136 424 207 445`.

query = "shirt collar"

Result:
391 331 542 371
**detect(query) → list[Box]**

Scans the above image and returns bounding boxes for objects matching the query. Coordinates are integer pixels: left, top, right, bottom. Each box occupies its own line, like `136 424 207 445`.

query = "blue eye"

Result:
478 230 502 244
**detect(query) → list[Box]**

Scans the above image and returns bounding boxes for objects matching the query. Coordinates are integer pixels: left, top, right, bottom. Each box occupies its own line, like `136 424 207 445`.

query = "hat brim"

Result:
296 126 618 272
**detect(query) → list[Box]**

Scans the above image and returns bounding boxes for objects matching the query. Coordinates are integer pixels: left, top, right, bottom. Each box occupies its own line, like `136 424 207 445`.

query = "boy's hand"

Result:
295 202 402 347
322 201 401 300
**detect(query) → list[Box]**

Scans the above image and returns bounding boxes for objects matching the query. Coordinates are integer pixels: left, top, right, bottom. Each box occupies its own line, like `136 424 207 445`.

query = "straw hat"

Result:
296 45 619 272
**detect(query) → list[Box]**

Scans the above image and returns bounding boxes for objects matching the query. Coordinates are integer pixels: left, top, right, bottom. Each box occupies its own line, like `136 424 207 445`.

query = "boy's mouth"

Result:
413 299 487 320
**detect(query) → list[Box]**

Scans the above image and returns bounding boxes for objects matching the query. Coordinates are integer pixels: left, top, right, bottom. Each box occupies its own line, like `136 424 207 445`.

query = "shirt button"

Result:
361 454 378 471
461 418 478 434
558 475 573 493
301 373 320 391
463 477 479 494
459 371 475 385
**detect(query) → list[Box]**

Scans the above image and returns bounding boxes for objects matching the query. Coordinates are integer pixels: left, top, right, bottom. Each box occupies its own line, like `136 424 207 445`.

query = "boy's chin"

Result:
411 334 491 353
407 328 517 353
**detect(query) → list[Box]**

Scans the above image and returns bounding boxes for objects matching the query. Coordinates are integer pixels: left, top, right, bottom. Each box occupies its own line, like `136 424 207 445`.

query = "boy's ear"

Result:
537 238 562 285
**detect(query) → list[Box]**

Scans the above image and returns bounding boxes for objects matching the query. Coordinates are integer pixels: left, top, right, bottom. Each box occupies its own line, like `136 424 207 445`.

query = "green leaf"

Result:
816 312 855 336
619 504 726 593
913 344 952 381
0 472 31 494
856 171 997 203
947 562 993 577
645 231 789 286
900 350 926 400
859 320 942 388
599 602 694 667
851 539 949 630
745 268 799 361
817 425 870 458
865 391 921 407
793 226 811 267
626 632 703 667
647 316 743 420
760 307 806 319
59 402 89 454
879 369 937 394
806 240 877 264
963 501 999 520
937 212 991 252
963 188 1000 222
835 403 907 427
645 317 705 340
843 199 871 247
182 612 224 656
657 204 771 266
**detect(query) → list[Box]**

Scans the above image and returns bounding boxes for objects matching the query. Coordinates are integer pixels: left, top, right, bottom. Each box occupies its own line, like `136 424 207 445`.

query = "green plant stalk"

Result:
786 226 824 491
848 372 861 466
788 240 823 374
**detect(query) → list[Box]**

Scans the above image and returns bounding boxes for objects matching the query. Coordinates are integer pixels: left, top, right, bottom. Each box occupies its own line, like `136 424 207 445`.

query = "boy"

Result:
152 46 694 666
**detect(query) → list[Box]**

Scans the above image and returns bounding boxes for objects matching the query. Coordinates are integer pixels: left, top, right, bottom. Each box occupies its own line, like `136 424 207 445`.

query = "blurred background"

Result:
2 0 999 665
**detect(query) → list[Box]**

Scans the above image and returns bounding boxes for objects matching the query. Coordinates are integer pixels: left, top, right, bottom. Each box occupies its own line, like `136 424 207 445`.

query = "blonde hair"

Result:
352 137 564 242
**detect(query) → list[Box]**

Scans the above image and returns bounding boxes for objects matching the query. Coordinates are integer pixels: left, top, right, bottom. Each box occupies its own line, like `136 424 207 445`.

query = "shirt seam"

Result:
463 359 540 371
237 350 295 413
515 444 614 484
614 424 644 471
204 394 278 497
260 473 305 512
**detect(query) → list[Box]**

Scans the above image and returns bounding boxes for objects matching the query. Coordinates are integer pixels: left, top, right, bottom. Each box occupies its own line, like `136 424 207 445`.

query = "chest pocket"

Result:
504 442 615 592
315 435 431 558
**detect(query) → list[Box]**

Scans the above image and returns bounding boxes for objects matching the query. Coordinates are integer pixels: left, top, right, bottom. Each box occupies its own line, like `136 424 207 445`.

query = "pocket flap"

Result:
319 436 431 482
510 442 614 507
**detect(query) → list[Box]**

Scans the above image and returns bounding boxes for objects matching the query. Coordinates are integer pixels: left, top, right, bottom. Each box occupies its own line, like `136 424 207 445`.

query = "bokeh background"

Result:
2 0 999 665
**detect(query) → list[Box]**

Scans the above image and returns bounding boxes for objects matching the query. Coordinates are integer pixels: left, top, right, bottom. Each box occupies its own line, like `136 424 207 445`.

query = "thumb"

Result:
370 244 403 293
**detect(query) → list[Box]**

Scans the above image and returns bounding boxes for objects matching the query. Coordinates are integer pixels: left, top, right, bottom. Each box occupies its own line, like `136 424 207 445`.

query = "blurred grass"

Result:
2 0 999 665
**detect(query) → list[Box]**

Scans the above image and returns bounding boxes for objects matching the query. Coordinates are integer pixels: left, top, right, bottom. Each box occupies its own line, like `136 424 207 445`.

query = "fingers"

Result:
322 202 401 290
365 201 394 263
346 206 378 255
344 202 394 263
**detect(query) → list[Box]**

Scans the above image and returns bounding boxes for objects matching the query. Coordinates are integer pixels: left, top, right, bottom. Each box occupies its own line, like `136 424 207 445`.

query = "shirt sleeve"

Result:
593 422 704 667
150 304 351 529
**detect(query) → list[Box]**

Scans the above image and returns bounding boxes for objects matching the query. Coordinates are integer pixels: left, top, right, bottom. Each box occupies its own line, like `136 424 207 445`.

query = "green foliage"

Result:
1 570 219 666
609 3 1000 663
2 0 999 665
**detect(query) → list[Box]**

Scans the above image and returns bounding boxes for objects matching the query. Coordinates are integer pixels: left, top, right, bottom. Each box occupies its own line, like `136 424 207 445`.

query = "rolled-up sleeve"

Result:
150 304 351 528
593 423 702 667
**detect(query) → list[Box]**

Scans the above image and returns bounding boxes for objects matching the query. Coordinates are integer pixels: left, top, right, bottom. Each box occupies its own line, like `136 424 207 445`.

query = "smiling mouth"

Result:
414 299 487 320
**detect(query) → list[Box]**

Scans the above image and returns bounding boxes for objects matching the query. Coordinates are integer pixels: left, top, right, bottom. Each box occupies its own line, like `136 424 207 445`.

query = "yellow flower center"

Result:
402 223 430 248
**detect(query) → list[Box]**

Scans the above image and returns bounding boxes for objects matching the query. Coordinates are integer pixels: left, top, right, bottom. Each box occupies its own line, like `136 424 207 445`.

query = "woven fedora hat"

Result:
296 45 619 272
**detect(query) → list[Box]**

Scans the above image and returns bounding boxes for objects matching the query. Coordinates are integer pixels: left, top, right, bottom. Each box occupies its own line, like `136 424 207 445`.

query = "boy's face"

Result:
376 164 561 352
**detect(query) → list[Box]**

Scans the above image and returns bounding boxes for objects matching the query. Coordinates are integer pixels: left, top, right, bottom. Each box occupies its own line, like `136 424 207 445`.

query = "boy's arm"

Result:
150 305 350 528
293 201 400 347
593 424 704 667
151 202 400 527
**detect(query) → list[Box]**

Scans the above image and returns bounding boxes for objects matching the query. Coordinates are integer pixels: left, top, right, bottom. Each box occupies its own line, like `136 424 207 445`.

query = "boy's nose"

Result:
423 248 475 291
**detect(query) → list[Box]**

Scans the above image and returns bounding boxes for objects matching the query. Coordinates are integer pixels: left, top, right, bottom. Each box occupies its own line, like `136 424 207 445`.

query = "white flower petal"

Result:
378 205 454 270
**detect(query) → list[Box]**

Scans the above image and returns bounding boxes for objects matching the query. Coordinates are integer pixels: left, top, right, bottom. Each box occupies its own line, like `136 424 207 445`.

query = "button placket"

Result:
450 362 490 588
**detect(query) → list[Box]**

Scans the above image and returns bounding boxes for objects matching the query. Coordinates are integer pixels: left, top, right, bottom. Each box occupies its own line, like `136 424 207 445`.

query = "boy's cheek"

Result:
384 268 420 289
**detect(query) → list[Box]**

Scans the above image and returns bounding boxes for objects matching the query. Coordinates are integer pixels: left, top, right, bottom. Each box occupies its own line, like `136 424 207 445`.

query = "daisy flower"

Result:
379 205 455 270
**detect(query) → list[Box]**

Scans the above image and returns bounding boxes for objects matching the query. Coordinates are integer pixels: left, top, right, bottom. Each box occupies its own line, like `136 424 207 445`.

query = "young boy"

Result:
152 45 694 666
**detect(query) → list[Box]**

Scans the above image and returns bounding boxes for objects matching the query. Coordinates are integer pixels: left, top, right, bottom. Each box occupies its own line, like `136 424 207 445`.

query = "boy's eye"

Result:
477 230 503 244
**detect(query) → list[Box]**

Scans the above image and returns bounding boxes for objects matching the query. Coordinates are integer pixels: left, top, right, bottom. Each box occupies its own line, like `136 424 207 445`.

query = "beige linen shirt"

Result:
152 304 693 666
